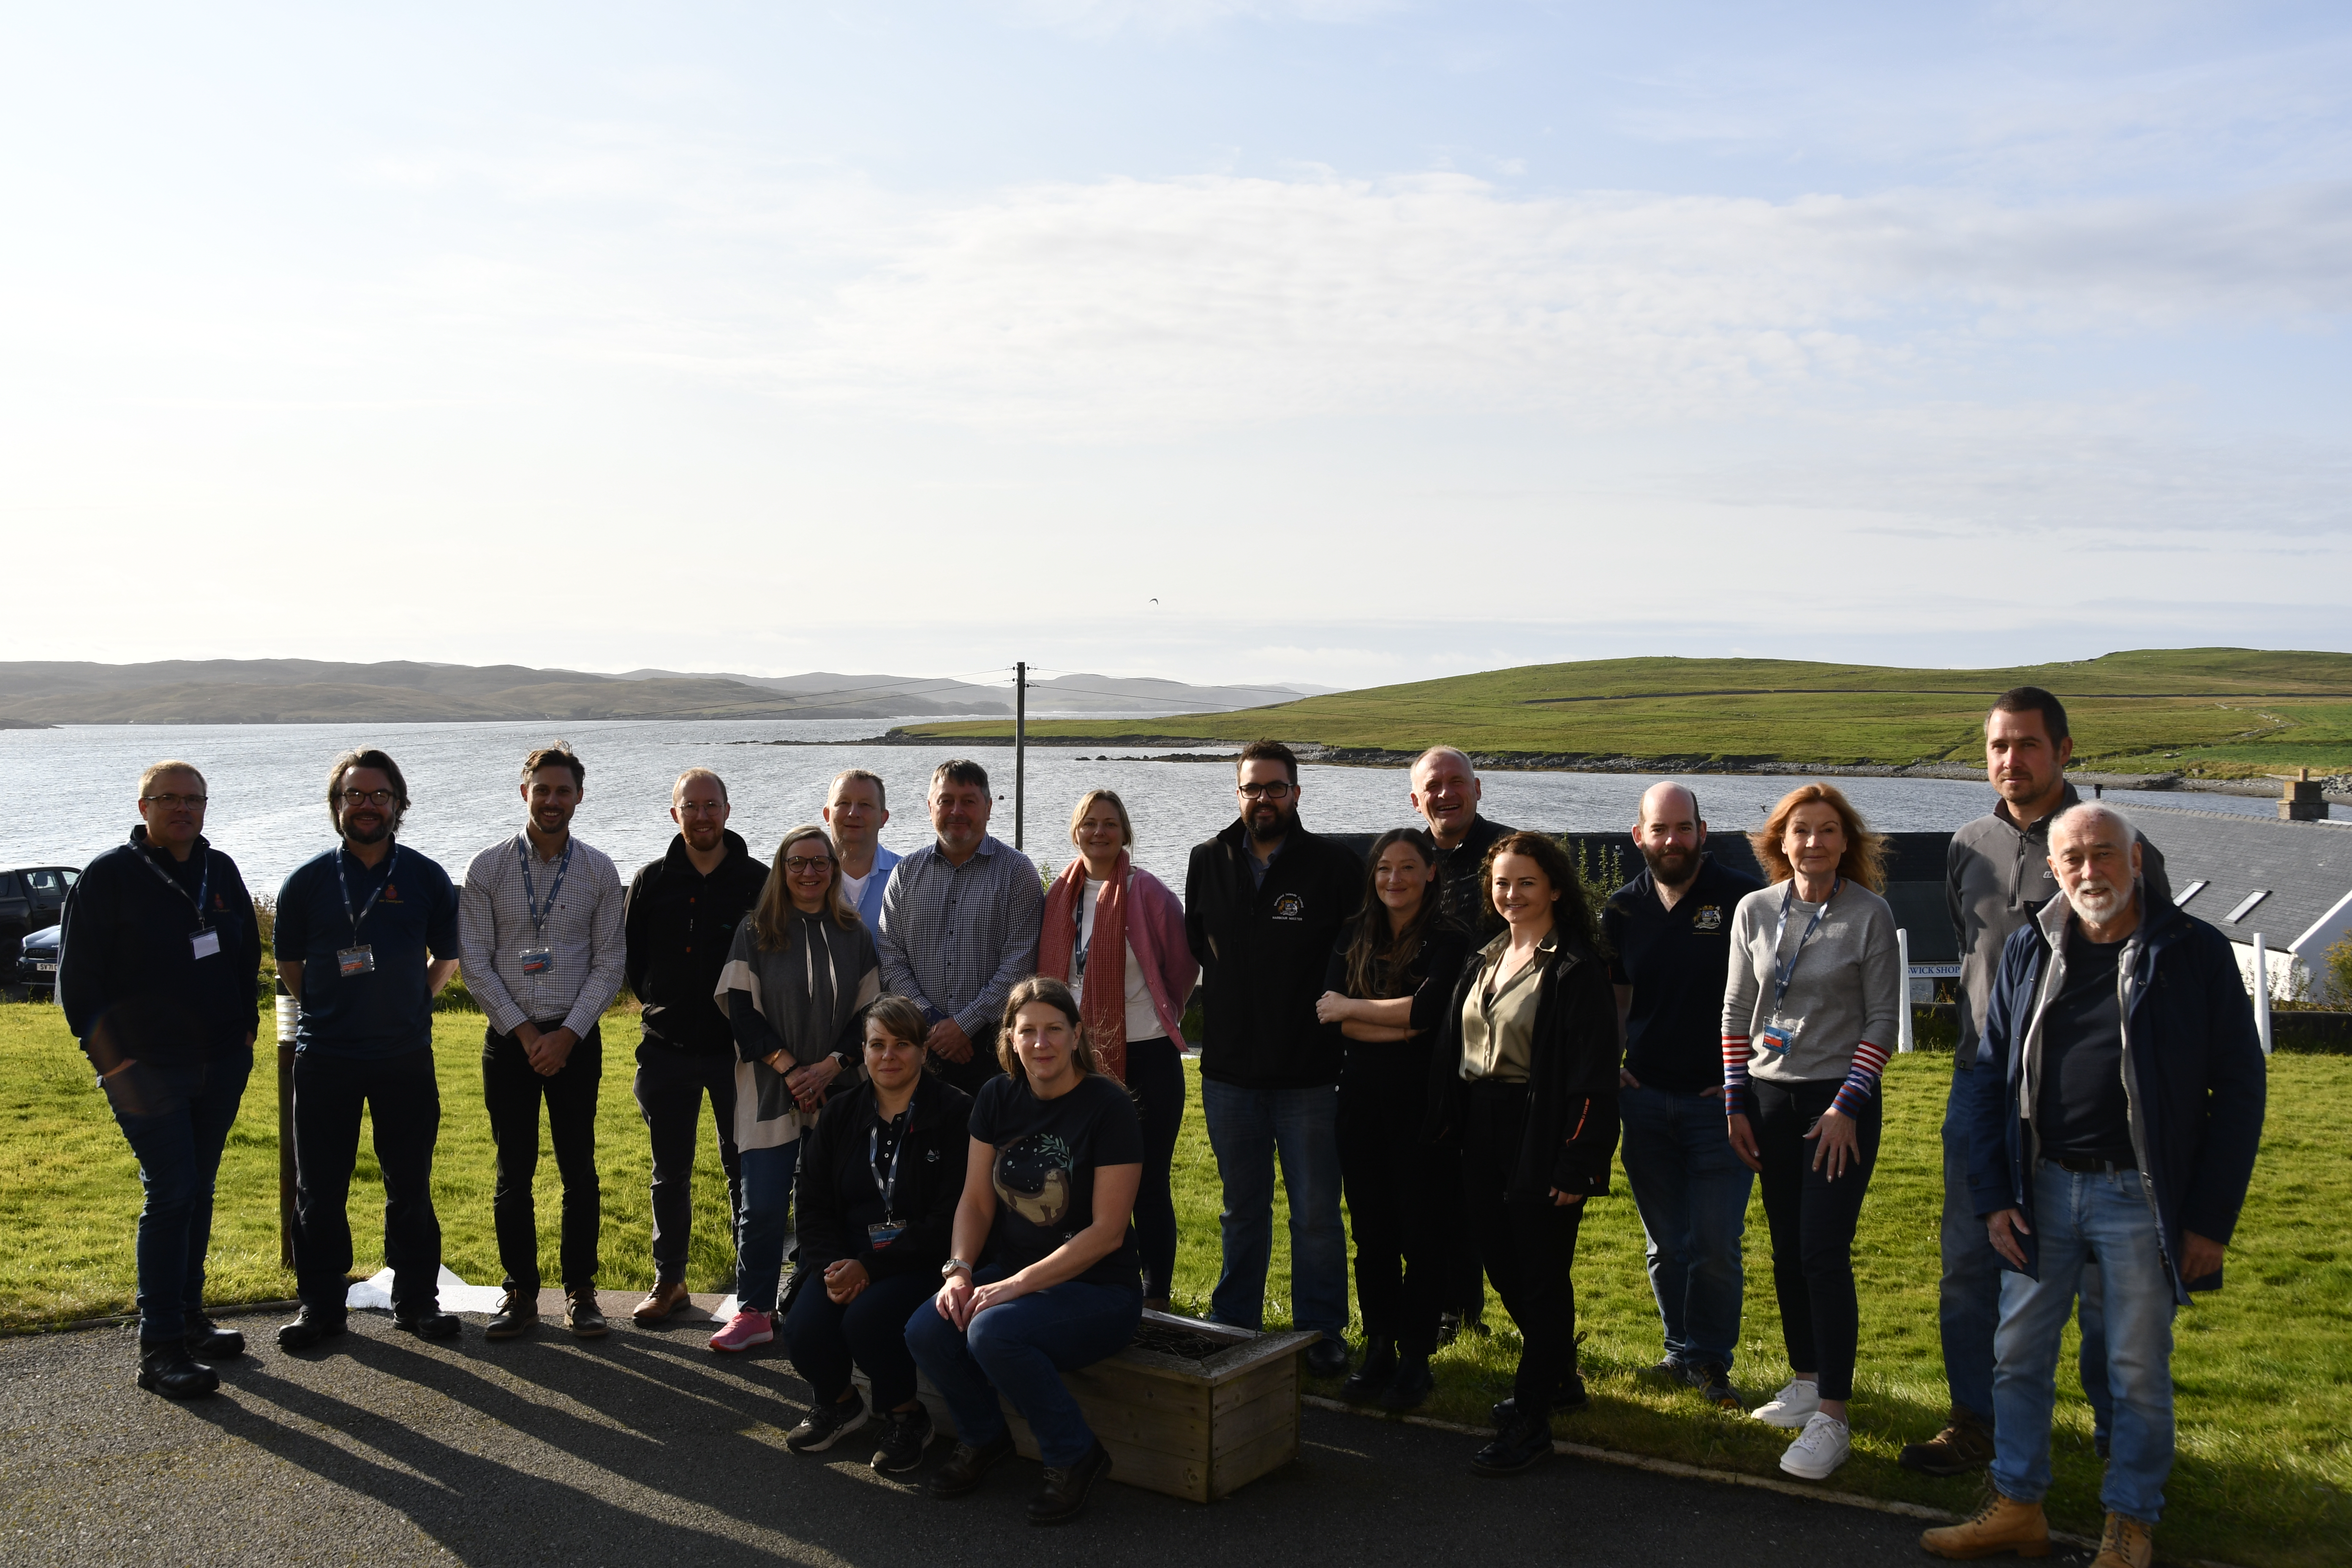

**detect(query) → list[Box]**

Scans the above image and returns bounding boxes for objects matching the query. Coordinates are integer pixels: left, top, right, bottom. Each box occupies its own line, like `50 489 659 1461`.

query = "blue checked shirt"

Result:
876 834 1043 1040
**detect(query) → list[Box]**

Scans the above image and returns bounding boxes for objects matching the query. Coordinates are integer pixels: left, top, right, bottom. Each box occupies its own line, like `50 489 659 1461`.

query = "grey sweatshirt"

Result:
1721 879 1902 1086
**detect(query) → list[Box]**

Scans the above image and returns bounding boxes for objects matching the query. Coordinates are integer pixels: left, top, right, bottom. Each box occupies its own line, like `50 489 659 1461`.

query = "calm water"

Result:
0 719 2306 894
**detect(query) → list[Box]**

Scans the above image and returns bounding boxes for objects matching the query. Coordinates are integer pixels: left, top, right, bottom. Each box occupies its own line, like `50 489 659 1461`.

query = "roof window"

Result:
2222 889 2271 923
2175 879 2208 906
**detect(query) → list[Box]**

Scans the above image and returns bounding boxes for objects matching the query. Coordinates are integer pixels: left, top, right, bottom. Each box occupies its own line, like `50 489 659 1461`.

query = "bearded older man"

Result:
1923 802 2265 1568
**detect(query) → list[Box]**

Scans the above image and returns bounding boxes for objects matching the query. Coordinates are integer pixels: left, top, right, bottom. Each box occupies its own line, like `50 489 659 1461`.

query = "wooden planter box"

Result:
865 1309 1318 1503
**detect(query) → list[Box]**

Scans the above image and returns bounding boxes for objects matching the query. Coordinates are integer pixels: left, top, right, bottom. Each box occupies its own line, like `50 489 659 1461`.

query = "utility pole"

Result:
1014 661 1027 851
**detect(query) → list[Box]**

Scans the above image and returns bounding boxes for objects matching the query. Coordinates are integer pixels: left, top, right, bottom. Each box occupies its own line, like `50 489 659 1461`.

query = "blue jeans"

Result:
1992 1162 2178 1524
105 1052 253 1342
1941 1066 2112 1435
905 1266 1143 1465
733 1140 801 1313
1199 1077 1347 1341
1619 1083 1753 1369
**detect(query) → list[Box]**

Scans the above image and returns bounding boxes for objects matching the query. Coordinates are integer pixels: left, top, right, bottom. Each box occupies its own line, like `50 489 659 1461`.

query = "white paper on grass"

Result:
345 1264 507 1314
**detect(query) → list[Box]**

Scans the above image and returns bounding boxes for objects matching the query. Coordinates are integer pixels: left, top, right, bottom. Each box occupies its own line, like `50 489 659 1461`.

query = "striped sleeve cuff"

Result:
1830 1039 1890 1118
1721 1035 1751 1116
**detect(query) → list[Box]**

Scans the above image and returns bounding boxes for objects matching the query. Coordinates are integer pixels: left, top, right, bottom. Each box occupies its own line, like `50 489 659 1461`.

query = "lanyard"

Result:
1769 876 1842 1014
335 844 400 939
868 1117 908 1222
517 835 572 942
136 846 212 931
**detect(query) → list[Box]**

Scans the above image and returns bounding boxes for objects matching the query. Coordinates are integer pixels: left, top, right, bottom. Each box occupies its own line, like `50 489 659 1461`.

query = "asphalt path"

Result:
0 1306 1936 1568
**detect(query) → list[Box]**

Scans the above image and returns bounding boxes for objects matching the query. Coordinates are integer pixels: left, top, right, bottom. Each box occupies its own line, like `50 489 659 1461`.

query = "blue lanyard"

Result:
517 835 572 942
868 1116 907 1222
1769 876 1842 1013
137 846 212 931
335 844 401 939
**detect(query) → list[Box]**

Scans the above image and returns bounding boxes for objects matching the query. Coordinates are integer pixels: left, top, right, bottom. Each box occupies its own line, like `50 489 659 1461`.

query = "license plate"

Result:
35 963 57 972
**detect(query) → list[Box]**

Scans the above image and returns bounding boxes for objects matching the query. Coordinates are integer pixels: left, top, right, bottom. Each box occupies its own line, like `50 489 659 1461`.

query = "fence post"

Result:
1896 927 1914 1053
275 978 299 1267
2253 933 2273 1057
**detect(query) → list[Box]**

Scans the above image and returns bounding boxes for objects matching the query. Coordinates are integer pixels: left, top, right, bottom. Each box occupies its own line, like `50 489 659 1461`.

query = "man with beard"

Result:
460 743 628 1339
1186 740 1363 1378
1601 781 1762 1410
621 768 768 1326
1924 803 2262 1568
273 749 464 1349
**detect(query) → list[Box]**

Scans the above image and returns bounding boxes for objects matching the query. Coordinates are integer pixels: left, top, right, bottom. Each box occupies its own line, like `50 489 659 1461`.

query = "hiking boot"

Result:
1027 1440 1112 1525
1552 1370 1589 1413
1779 1411 1852 1481
1688 1362 1742 1411
1901 1406 1996 1476
784 1389 870 1454
184 1314 245 1362
1470 1406 1553 1477
2088 1513 2154 1568
275 1306 347 1351
1752 1377 1821 1429
930 1433 1016 1498
393 1307 462 1339
564 1287 608 1338
1342 1342 1397 1402
137 1339 220 1399
870 1404 936 1474
485 1288 538 1340
1920 1490 2053 1560
631 1281 691 1326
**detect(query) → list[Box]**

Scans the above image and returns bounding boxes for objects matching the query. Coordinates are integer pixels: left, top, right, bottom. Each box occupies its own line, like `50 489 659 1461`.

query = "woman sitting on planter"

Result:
907 976 1144 1525
1428 830 1621 1477
1315 826 1472 1412
779 994 972 1473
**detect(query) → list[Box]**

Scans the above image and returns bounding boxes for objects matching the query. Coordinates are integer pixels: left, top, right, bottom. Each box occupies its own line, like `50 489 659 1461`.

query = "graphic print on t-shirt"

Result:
994 1133 1074 1229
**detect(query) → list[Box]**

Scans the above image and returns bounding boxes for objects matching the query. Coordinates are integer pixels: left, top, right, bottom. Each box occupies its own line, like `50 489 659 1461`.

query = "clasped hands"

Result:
933 1270 1032 1329
513 1021 578 1076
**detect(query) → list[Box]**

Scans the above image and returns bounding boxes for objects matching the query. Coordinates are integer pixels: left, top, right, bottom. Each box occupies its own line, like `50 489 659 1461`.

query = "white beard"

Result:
2066 879 2129 927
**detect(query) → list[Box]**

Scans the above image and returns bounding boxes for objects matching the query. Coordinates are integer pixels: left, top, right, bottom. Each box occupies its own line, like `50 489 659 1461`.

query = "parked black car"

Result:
14 924 60 998
1 866 77 981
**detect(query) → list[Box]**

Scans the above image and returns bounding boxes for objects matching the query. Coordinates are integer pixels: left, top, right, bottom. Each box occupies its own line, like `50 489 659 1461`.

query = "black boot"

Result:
276 1305 348 1351
184 1313 245 1362
1342 1340 1398 1402
1027 1440 1113 1526
137 1339 220 1399
1380 1355 1434 1412
1470 1403 1554 1477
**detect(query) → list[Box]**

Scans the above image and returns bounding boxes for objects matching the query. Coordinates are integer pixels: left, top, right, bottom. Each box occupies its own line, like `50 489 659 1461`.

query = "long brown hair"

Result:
1750 783 1887 893
1344 827 1440 998
996 976 1102 1083
753 824 862 950
1480 830 1601 952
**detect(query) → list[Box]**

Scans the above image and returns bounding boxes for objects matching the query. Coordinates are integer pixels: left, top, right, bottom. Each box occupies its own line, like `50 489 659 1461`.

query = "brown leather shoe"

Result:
631 1281 690 1327
2088 1513 2154 1568
1901 1406 1997 1476
565 1287 610 1339
1919 1491 2052 1560
485 1288 538 1341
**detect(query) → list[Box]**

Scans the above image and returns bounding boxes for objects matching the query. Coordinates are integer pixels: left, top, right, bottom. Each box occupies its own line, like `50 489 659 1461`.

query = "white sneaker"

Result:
1778 1411 1851 1480
1750 1378 1820 1428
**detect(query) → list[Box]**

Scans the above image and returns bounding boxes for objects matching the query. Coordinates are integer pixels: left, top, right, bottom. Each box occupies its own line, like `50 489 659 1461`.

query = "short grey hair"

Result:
2048 800 2132 847
1411 746 1475 781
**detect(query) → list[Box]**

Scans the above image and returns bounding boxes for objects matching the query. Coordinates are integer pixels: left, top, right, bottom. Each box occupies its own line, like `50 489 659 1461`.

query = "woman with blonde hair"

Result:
1036 788 1195 1309
1720 783 1900 1481
708 825 879 1352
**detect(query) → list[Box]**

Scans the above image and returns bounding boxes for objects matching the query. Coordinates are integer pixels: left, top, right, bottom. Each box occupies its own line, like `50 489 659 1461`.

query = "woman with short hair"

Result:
907 977 1144 1525
1720 783 1899 1481
710 825 879 1353
1427 830 1620 1477
1036 788 1196 1309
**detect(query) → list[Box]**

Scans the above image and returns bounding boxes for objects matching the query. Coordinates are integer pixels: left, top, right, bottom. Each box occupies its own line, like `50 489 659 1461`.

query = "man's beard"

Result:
342 813 394 846
1247 801 1296 844
2066 878 2129 926
1640 841 1699 886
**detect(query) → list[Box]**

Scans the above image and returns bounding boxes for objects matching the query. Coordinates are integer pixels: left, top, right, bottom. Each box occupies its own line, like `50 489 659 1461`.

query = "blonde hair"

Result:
1066 789 1134 849
1750 783 1887 893
996 976 1101 1083
752 825 862 949
138 760 206 797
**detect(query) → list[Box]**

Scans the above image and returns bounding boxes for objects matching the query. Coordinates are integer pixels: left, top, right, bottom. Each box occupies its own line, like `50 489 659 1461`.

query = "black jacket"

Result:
1432 814 1511 940
794 1075 974 1282
1426 931 1621 1202
1186 818 1365 1090
58 828 263 1070
1322 915 1474 1078
623 830 769 1053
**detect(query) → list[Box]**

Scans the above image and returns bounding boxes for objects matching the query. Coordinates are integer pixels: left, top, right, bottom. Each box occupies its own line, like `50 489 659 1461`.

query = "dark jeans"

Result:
733 1140 801 1314
1128 1037 1184 1301
1200 1077 1348 1340
291 1047 442 1317
1338 1043 1443 1358
632 1043 740 1286
1462 1080 1587 1413
1751 1075 1881 1403
1620 1082 1754 1369
905 1264 1143 1466
781 1269 938 1408
482 1022 603 1292
104 1051 253 1341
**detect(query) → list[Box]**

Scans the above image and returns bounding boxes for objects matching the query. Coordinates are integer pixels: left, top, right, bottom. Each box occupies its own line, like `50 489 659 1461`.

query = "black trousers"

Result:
1462 1080 1586 1413
780 1269 938 1409
482 1022 603 1292
291 1047 442 1316
930 1023 1006 1097
1750 1075 1881 1402
1127 1037 1185 1302
1337 1043 1443 1358
632 1042 740 1286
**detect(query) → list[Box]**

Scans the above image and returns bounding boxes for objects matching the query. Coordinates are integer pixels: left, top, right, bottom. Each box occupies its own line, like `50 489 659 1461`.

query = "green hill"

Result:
905 648 2352 777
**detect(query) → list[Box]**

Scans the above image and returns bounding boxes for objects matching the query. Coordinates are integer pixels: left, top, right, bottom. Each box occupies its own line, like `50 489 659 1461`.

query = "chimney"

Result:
2281 766 2325 821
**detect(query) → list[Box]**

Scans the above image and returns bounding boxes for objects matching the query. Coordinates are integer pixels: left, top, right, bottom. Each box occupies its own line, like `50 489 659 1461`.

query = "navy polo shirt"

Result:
276 841 460 1059
1602 854 1764 1095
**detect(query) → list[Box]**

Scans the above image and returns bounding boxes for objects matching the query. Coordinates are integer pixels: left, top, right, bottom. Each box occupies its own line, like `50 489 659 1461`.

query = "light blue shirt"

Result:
849 843 903 938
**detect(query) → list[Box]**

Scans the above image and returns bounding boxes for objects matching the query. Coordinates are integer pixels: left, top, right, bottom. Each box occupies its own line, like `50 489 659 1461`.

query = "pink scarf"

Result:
1039 852 1131 1083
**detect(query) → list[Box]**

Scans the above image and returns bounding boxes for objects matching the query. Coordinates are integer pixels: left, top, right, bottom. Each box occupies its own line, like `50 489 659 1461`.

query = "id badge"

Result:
867 1222 904 1250
189 929 221 961
1758 1018 1797 1056
519 946 554 976
337 945 376 977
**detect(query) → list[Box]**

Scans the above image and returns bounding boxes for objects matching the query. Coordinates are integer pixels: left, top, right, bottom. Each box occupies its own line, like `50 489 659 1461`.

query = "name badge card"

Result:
337 945 376 977
189 929 221 961
519 947 554 976
1759 1018 1797 1055
867 1222 904 1249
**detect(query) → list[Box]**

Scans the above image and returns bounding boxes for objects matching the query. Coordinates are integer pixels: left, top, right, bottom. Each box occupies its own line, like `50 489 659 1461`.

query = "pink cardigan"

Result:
1042 864 1196 1048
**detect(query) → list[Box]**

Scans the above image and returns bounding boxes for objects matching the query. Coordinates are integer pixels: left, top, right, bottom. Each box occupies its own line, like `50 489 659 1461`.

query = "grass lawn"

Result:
3 997 2344 1566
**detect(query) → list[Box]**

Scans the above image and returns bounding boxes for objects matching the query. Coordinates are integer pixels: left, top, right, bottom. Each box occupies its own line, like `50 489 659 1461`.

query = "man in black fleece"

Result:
57 760 263 1399
1185 740 1363 1376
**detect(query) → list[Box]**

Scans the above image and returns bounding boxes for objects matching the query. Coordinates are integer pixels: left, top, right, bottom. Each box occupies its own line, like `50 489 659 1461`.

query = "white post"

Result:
1896 928 1914 1053
2253 933 2273 1057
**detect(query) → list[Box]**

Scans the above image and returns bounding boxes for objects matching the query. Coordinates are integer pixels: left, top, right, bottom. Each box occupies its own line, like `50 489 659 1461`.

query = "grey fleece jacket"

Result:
1721 879 1903 1087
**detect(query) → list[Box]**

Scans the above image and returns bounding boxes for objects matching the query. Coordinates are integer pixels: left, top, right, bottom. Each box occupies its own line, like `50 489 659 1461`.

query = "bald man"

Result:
1410 747 1511 939
621 768 769 1324
1600 781 1763 1409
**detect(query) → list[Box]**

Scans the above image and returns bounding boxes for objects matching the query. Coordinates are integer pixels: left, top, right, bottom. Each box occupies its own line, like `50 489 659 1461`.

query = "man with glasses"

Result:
621 768 767 1327
460 743 628 1339
1186 740 1363 1378
272 749 465 1350
825 768 900 937
58 760 264 1396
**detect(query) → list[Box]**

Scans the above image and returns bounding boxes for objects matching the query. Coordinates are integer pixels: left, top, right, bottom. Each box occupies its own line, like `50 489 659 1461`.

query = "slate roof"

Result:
2112 806 2352 955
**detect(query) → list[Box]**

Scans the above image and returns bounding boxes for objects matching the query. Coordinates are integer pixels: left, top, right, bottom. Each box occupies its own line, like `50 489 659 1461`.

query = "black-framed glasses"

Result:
140 793 207 809
1237 781 1293 800
337 789 399 807
783 855 834 872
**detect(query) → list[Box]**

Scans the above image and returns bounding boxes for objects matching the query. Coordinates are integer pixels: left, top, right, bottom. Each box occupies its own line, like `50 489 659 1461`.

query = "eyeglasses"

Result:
140 793 207 809
1236 781 1293 800
337 789 399 807
783 855 834 873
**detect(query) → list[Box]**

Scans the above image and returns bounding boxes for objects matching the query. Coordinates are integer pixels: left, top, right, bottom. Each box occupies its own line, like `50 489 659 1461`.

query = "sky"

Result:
3 1 2347 690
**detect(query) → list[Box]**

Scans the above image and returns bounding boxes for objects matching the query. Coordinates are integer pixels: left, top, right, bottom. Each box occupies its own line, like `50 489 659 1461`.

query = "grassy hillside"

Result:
909 648 2352 777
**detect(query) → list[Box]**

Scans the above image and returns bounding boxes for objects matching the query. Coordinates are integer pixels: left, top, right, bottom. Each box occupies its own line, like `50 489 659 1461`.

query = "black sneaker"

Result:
1436 1311 1463 1348
394 1307 462 1340
1470 1408 1553 1477
871 1404 936 1474
1647 1355 1690 1383
785 1390 870 1454
184 1314 245 1362
930 1433 1016 1499
1688 1362 1742 1410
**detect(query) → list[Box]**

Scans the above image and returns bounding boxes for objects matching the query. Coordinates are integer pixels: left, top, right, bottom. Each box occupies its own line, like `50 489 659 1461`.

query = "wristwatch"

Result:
940 1258 973 1281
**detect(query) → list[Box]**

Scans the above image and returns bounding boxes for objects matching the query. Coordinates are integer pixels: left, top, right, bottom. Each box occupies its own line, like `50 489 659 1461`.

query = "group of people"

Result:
54 686 2266 1559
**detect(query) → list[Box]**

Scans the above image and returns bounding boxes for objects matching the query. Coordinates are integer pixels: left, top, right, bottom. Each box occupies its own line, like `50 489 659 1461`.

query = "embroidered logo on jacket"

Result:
1693 905 1722 932
1271 893 1305 921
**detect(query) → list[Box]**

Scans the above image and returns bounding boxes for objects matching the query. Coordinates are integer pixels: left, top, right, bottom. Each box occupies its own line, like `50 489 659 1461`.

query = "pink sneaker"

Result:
708 1309 775 1353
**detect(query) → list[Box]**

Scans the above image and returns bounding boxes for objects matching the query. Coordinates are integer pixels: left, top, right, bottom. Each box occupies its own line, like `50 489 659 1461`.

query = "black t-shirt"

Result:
1603 855 1765 1094
2036 927 2134 1163
969 1071 1145 1290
